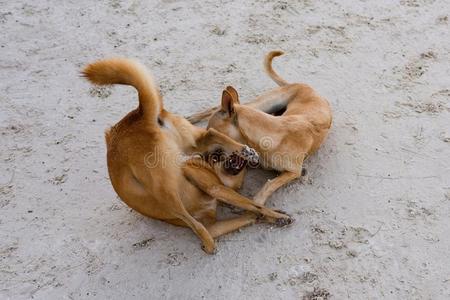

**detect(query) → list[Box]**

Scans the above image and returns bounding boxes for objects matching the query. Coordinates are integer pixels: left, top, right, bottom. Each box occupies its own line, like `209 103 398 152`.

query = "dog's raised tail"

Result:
82 58 161 122
264 51 288 86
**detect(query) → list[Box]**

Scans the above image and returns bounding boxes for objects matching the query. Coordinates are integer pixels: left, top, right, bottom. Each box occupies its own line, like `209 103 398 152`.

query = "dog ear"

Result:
221 90 235 117
225 86 240 104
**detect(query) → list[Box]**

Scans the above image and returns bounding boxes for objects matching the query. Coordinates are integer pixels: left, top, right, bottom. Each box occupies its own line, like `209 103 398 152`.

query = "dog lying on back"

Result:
188 51 332 206
82 58 292 253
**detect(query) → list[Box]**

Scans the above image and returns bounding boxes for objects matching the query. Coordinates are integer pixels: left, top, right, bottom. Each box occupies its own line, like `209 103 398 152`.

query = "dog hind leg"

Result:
206 214 258 238
175 209 217 254
186 106 219 124
129 165 217 253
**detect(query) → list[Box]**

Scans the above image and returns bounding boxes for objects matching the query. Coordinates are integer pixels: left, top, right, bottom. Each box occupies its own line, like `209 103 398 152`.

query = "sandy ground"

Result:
1 0 449 299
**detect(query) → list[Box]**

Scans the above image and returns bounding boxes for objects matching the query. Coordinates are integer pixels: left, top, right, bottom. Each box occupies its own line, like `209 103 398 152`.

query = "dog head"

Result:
201 128 258 189
207 86 246 144
158 104 258 189
206 145 258 189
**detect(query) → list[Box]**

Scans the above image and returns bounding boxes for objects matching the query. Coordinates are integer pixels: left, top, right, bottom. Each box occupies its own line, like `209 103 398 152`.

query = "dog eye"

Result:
218 110 228 118
157 117 164 126
209 148 225 163
212 148 224 156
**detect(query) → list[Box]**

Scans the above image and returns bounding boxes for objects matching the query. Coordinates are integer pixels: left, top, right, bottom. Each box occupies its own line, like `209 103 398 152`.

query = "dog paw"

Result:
259 210 295 227
201 243 217 254
274 215 295 227
271 210 295 227
255 212 265 222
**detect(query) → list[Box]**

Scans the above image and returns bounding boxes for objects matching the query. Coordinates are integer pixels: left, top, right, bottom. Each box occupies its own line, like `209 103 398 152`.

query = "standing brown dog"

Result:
82 58 292 253
188 51 332 205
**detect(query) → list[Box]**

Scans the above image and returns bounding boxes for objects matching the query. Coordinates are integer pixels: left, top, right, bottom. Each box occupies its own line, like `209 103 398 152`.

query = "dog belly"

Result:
181 183 218 223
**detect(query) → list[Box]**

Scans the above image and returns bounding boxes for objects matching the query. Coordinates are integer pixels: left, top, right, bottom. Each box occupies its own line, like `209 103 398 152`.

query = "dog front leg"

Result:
254 171 300 205
207 185 291 220
182 159 291 221
185 86 298 123
186 106 219 124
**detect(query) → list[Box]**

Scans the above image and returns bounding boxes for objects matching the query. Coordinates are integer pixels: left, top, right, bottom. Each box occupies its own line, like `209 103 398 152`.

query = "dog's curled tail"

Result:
82 58 161 122
264 51 288 86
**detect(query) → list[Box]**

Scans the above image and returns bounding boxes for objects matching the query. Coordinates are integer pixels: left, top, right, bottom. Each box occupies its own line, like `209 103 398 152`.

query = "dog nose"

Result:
241 145 259 164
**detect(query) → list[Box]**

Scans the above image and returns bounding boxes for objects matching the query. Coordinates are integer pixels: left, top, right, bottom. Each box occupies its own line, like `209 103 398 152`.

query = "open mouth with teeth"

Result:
206 146 259 176
223 146 259 175
223 153 248 175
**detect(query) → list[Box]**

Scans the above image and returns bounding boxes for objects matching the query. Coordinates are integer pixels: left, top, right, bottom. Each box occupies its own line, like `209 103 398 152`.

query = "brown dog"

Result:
82 58 292 253
188 51 332 205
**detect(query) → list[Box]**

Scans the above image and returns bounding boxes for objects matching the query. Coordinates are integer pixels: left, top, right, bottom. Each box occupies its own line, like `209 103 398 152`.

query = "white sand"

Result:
1 0 449 299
